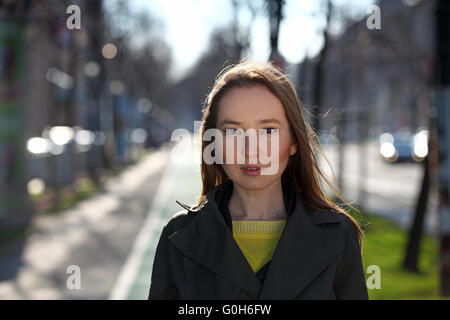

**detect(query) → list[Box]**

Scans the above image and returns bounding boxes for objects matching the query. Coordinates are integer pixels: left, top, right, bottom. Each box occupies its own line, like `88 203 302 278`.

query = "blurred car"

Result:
378 129 428 163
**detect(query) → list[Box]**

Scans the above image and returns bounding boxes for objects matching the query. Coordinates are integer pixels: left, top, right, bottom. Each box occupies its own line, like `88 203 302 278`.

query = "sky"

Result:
111 0 375 82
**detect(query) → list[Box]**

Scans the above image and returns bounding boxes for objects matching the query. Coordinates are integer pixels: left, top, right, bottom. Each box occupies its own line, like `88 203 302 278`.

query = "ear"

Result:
289 143 298 156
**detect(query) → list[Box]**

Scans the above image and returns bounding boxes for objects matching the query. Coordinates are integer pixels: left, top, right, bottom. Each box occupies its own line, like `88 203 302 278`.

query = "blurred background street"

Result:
1 0 449 299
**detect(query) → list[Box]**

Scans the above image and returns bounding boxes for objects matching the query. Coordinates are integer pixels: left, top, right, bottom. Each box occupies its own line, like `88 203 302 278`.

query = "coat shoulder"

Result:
329 210 360 239
311 208 361 244
336 212 362 249
310 207 346 224
164 209 197 234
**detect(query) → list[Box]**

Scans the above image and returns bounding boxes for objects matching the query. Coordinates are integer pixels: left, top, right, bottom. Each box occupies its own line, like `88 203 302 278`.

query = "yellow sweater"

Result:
231 219 286 273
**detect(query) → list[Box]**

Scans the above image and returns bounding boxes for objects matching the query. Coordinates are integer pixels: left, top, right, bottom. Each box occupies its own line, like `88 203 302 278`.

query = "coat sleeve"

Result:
333 218 369 300
147 224 179 300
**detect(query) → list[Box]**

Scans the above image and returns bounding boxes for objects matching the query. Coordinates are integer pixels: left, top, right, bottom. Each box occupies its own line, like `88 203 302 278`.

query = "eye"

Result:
225 128 243 135
260 128 278 135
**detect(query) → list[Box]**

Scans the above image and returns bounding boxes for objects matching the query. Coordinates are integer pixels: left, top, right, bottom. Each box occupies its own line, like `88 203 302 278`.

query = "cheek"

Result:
221 138 239 170
267 132 291 164
221 135 247 164
279 136 292 162
222 136 236 164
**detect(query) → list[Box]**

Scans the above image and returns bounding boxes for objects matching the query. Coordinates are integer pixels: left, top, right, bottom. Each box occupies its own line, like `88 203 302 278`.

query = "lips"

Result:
241 165 261 176
243 166 260 170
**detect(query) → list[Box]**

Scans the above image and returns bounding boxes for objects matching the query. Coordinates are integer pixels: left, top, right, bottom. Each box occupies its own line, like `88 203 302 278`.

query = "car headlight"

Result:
413 142 428 158
380 142 396 158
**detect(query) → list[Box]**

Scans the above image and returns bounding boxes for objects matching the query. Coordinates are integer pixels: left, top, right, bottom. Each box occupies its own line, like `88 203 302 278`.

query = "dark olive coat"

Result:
148 179 369 300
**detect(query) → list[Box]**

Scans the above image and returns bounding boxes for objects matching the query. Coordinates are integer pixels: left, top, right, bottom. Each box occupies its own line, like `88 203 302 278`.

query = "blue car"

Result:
379 130 428 163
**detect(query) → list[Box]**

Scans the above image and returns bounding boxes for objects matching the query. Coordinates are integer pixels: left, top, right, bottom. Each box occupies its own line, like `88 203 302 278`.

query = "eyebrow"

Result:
219 118 281 127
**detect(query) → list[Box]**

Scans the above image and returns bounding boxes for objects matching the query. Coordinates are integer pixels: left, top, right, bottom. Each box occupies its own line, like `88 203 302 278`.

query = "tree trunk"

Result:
403 151 430 272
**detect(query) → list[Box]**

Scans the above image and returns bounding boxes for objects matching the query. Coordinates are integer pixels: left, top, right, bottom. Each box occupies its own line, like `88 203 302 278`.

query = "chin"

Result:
233 175 280 191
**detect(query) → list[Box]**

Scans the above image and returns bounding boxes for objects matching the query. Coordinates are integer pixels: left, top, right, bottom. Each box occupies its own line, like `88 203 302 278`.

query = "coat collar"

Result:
168 180 344 299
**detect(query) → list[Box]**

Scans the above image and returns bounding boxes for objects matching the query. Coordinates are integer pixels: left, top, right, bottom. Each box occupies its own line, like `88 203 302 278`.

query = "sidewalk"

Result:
0 146 171 299
109 139 202 300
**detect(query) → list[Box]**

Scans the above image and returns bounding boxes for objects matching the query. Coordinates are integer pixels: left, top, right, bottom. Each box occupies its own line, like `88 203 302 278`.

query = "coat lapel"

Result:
168 190 262 298
168 184 344 300
259 192 344 299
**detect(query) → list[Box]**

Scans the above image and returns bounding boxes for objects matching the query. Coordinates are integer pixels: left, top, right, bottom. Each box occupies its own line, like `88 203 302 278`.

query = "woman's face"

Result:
216 84 298 191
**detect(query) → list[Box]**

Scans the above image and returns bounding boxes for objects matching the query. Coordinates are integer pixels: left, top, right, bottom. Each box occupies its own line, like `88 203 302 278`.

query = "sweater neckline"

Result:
215 172 297 232
231 219 287 233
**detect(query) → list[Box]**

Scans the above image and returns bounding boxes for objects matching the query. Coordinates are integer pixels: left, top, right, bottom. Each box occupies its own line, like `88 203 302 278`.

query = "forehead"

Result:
217 84 287 124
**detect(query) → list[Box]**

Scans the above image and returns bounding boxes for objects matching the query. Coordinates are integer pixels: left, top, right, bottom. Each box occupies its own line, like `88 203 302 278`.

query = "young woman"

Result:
148 60 368 300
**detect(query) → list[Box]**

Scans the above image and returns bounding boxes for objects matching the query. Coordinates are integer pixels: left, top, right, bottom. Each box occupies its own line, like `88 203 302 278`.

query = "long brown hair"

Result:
197 59 365 249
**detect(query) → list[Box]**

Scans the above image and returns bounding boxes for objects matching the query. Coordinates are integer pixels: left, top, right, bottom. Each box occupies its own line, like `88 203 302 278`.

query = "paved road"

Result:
320 140 438 234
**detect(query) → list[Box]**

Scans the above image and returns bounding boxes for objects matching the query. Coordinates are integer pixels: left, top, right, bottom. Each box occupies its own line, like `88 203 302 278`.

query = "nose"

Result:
244 135 258 165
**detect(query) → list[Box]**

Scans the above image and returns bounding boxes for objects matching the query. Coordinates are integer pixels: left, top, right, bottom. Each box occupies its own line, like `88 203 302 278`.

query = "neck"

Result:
228 179 287 221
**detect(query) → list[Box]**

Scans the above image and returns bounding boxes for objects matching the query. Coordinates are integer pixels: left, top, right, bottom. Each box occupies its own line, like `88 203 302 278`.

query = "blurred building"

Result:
295 0 435 141
20 0 110 217
0 0 174 226
0 0 33 226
